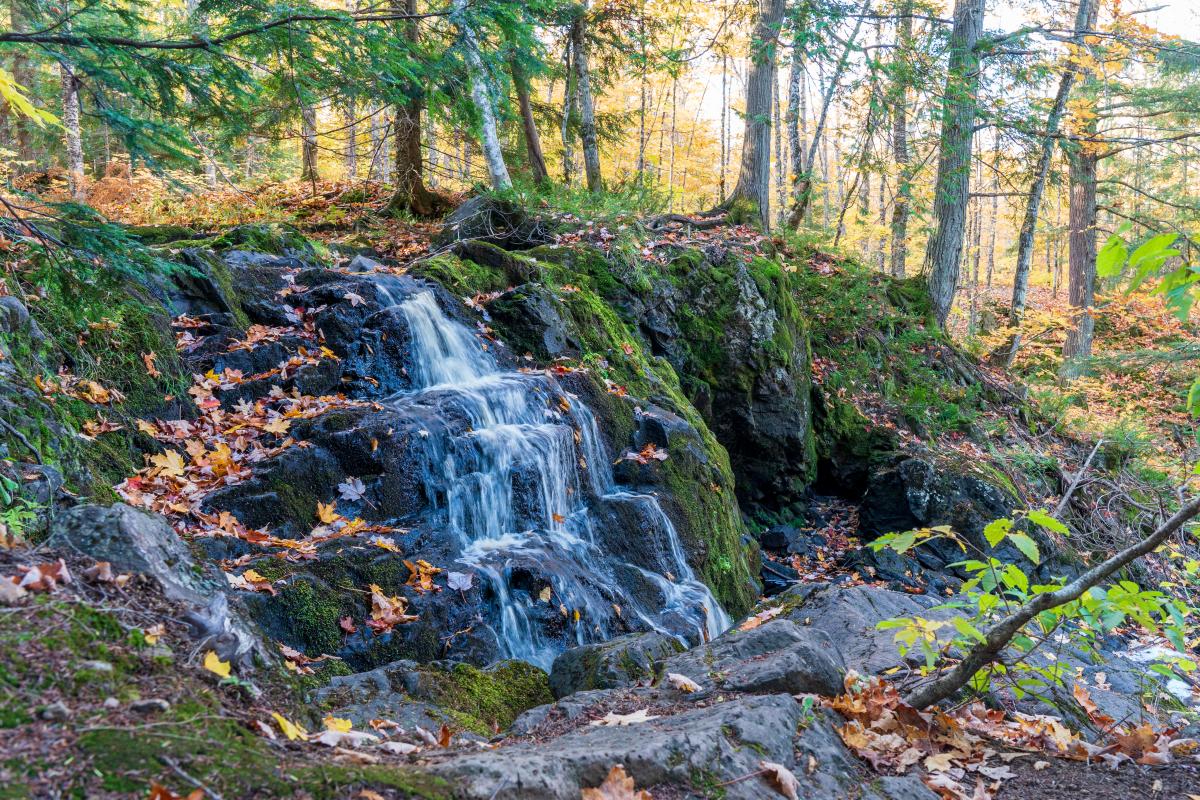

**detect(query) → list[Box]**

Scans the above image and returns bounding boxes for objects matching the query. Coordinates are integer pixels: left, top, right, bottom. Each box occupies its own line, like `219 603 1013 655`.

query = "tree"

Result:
386 0 449 216
723 0 787 227
888 0 914 278
1009 0 1096 324
511 56 550 185
569 3 602 193
924 0 985 328
452 0 512 190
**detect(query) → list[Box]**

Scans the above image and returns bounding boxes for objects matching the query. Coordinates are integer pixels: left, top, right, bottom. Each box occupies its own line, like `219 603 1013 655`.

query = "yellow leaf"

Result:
151 450 187 478
143 623 165 645
271 711 308 741
203 650 231 678
263 417 291 435
323 715 353 733
316 501 340 524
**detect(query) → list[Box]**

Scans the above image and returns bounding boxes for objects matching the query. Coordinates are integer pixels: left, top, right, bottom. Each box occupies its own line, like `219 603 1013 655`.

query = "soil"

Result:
998 753 1200 798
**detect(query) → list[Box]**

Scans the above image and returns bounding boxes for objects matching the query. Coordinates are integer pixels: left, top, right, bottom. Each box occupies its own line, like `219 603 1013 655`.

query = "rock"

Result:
435 196 550 250
47 504 268 669
78 660 114 675
40 701 71 721
663 618 844 697
317 659 552 736
549 632 683 698
103 697 120 709
347 254 383 272
130 698 171 714
429 693 931 800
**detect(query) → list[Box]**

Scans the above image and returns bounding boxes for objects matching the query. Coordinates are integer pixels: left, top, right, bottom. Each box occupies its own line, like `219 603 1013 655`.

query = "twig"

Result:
0 415 44 463
1054 438 1104 518
159 755 226 800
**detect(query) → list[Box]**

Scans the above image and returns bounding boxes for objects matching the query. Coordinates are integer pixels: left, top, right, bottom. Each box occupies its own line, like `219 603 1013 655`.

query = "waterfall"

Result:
375 281 730 668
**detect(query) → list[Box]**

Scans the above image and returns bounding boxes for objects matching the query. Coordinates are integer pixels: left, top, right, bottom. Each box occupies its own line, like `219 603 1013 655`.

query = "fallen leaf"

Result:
590 709 659 727
143 623 165 645
324 716 353 733
338 477 367 502
271 711 308 741
1033 761 1049 771
581 765 651 800
379 740 420 755
142 351 161 378
147 781 203 800
447 571 473 591
339 615 357 633
760 760 800 800
203 650 231 679
665 673 702 693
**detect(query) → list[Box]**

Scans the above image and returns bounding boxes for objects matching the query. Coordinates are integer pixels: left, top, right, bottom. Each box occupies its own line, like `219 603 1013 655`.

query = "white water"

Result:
375 281 729 668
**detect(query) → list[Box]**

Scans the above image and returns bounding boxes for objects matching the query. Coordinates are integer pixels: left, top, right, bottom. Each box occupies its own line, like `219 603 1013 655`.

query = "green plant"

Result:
0 475 40 545
870 511 1190 704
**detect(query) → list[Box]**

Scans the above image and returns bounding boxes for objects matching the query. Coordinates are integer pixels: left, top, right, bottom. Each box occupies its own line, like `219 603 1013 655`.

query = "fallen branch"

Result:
905 494 1200 709
1053 438 1103 518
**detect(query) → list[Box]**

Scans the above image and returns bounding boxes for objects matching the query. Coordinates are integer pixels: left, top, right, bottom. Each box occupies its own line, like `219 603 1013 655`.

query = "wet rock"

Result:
549 632 683 698
663 618 844 697
487 284 580 360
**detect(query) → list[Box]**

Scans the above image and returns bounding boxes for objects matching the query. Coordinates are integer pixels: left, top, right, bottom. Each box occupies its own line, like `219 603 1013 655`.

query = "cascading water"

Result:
374 278 730 668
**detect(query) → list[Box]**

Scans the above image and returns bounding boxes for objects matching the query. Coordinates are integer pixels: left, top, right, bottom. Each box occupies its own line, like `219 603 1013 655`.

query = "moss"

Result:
419 661 553 734
273 578 345 655
80 716 450 798
411 251 509 296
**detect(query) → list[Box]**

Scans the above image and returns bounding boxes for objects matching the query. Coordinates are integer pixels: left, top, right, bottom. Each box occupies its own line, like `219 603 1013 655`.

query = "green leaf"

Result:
1007 532 1041 565
951 617 987 643
1026 509 1068 536
890 530 917 555
1128 232 1179 269
1095 236 1128 278
983 518 1012 548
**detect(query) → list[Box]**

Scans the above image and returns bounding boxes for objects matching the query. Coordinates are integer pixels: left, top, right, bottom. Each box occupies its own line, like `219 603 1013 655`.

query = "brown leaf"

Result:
142 351 162 378
759 760 800 800
437 722 452 748
339 615 358 633
581 765 651 800
147 781 204 800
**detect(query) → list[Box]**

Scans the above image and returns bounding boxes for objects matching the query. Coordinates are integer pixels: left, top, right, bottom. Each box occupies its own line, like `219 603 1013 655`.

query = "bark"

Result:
9 0 37 169
60 64 85 201
561 40 576 185
889 0 913 277
923 0 985 328
511 58 549 185
344 100 358 181
385 0 448 214
725 0 789 227
786 42 804 212
1060 146 1098 379
719 55 728 202
787 0 869 228
1010 0 1096 323
569 8 603 193
300 104 319 183
451 0 510 190
906 494 1200 710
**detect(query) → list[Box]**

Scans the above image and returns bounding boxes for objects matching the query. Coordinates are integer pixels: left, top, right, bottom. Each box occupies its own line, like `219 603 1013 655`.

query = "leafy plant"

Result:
870 511 1190 705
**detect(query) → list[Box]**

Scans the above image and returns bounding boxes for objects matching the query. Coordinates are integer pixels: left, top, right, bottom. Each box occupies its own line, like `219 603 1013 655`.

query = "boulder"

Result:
429 691 933 800
47 503 267 668
663 618 844 697
435 196 551 250
549 632 683 698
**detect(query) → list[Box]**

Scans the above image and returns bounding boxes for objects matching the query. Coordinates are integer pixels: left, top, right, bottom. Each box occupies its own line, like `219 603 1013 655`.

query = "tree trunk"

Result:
569 8 603 193
387 0 448 214
345 100 358 181
511 58 549 185
923 0 986 328
60 64 85 201
725 0 788 227
561 40 576 185
1010 0 1096 322
786 41 804 214
450 0 510 190
1060 147 1098 379
719 54 728 203
8 0 36 170
889 0 913 277
787 0 869 228
300 104 319 183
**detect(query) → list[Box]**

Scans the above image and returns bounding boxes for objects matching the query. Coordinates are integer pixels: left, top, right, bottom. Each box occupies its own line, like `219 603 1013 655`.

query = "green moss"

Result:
273 578 345 655
412 251 510 296
419 661 553 734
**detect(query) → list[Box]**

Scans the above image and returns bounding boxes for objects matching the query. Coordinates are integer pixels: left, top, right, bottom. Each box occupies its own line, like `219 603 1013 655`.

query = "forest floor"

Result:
6 175 1200 797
